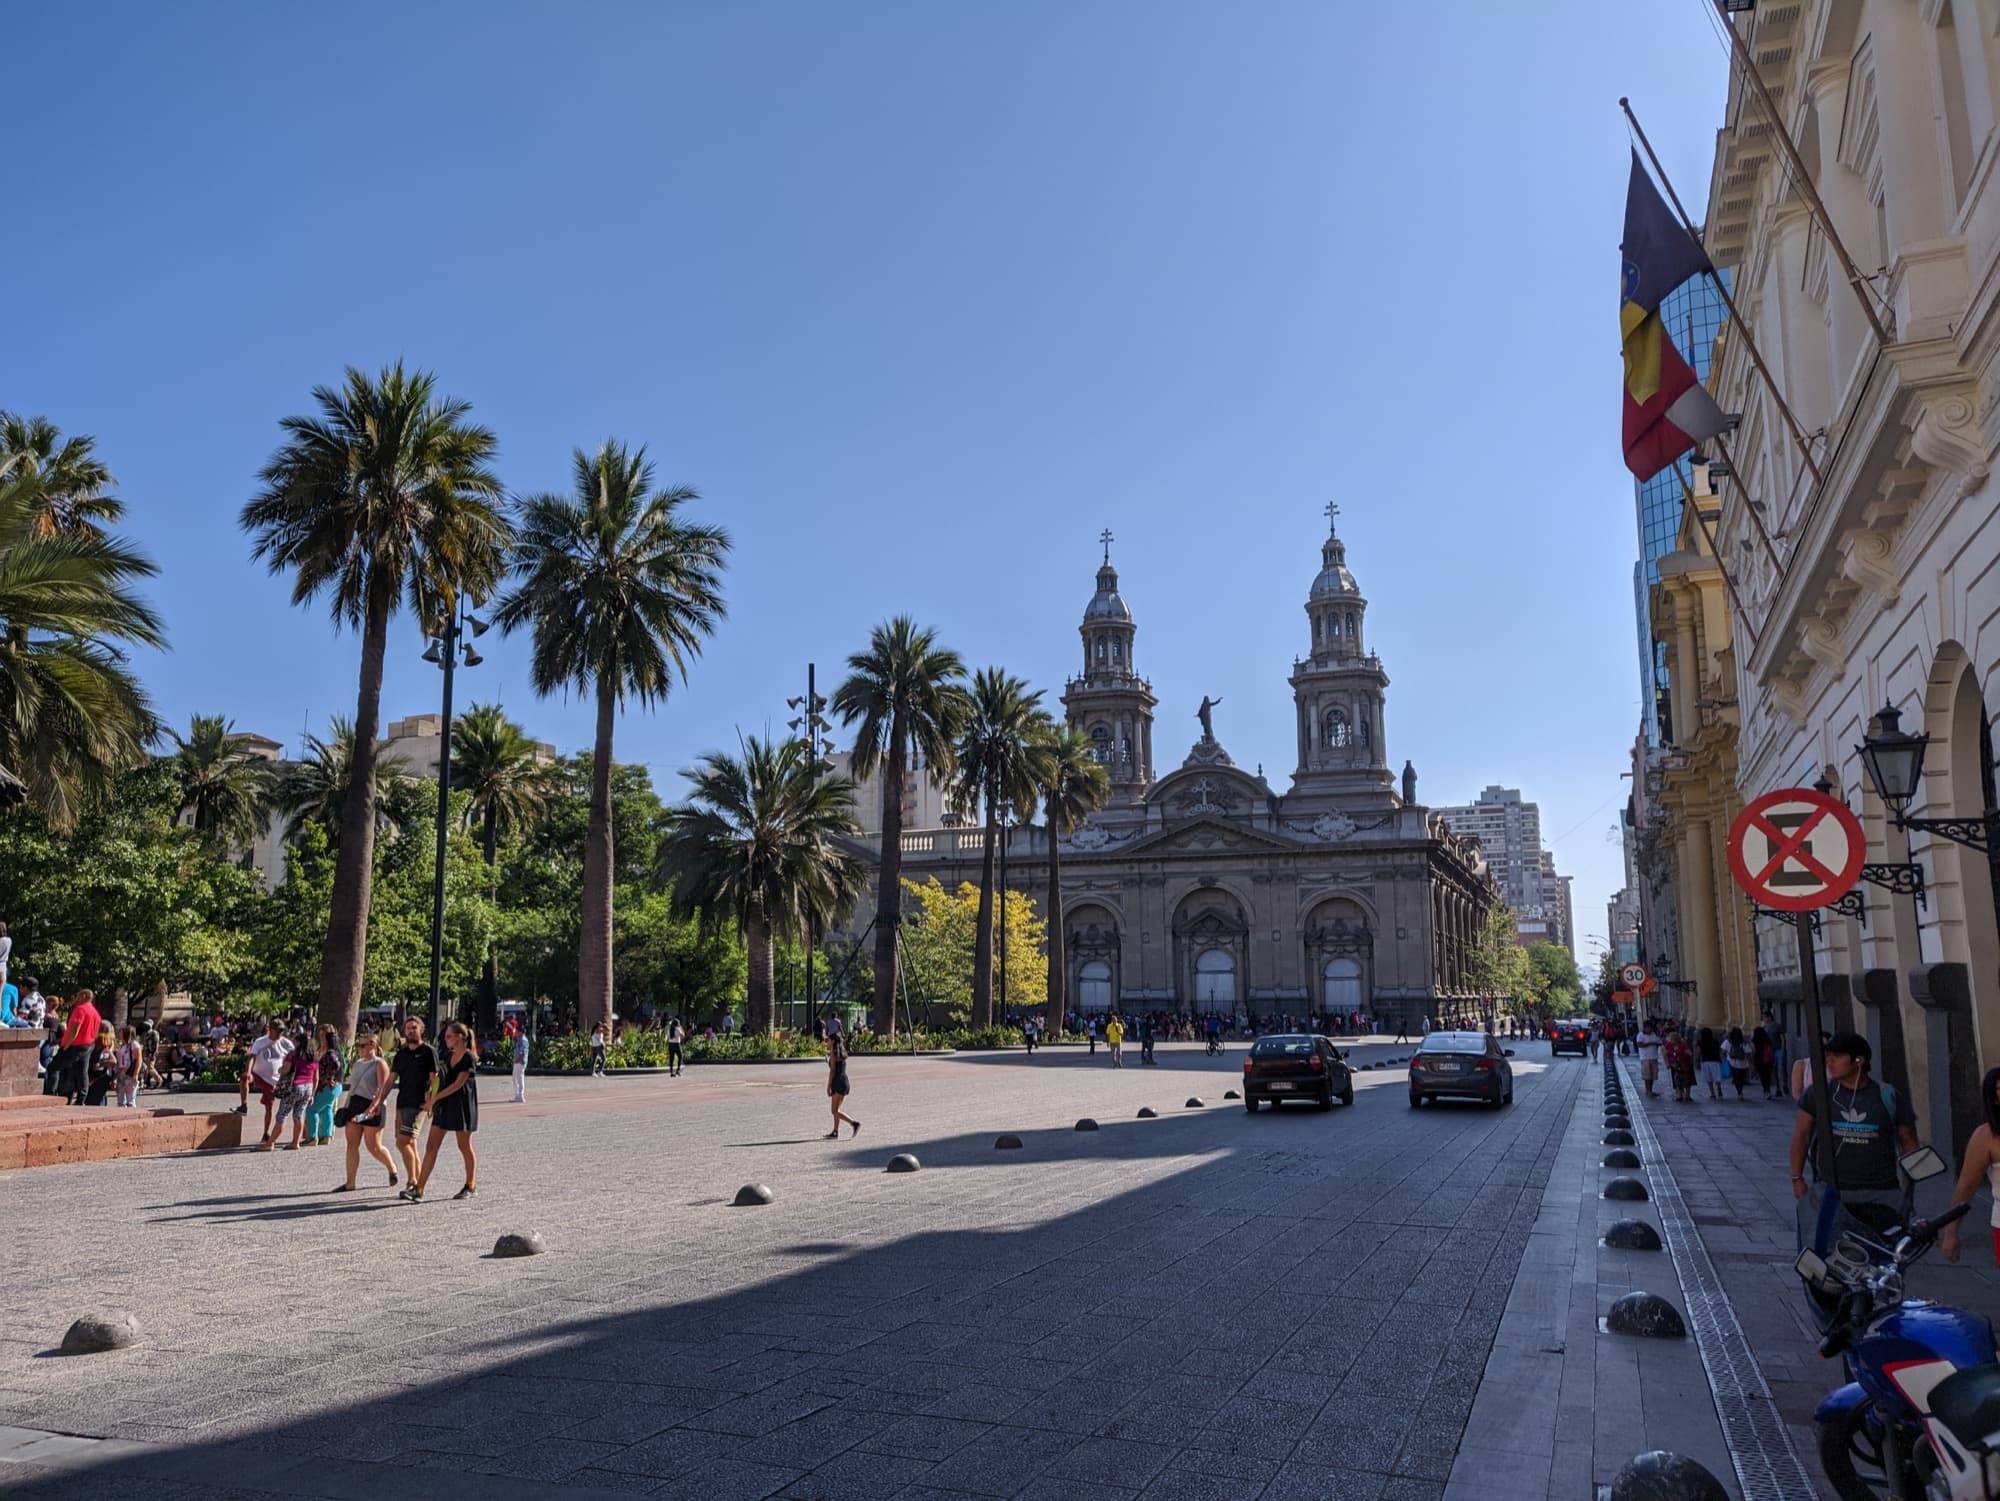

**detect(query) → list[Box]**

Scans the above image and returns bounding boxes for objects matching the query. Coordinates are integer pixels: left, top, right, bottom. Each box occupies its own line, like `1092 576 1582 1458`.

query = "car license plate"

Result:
1431 1061 1462 1073
1266 1081 1293 1091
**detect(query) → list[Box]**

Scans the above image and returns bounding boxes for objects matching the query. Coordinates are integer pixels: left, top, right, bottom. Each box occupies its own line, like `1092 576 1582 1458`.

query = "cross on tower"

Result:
1323 502 1341 534
1099 528 1115 563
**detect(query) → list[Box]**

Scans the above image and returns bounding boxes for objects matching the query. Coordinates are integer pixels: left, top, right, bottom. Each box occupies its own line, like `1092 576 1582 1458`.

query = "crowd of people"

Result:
1624 1014 1793 1103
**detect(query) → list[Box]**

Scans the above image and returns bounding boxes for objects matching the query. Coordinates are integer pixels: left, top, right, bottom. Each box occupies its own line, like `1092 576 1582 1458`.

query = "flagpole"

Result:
1679 471 1758 646
1711 2 1893 348
1620 97 1825 490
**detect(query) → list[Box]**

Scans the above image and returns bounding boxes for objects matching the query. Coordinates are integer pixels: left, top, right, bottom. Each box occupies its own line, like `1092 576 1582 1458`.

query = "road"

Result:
0 1038 1583 1500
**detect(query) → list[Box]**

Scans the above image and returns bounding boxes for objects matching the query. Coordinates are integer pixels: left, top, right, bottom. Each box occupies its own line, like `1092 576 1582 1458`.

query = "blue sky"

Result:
8 2 1728 960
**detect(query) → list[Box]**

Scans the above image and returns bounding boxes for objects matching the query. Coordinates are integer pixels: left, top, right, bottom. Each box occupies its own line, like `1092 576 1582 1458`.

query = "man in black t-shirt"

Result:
1790 1031 1920 1238
390 1016 438 1195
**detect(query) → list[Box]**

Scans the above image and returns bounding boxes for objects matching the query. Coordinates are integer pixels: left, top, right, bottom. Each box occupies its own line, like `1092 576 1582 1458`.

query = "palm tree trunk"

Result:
746 901 774 1035
970 782 997 1030
478 800 499 1038
579 675 617 1033
1045 803 1066 1037
869 721 905 1036
316 595 389 1043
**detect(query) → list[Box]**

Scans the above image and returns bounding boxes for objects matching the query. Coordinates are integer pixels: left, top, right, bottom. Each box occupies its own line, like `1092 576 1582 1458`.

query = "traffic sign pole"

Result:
1796 911 1837 1190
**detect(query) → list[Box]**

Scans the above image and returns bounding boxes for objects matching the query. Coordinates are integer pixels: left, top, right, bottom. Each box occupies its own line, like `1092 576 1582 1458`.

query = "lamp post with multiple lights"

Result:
422 601 488 1035
787 664 837 1034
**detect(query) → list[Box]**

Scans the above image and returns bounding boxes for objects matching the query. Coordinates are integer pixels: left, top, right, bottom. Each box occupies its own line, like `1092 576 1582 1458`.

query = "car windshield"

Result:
1250 1037 1316 1057
1420 1032 1486 1053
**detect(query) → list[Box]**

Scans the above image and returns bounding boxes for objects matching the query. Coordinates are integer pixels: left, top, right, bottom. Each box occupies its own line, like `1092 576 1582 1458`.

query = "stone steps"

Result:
0 1101 244 1171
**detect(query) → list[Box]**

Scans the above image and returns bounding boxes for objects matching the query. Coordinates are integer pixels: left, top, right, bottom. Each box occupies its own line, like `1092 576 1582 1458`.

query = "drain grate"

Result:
1618 1061 1819 1500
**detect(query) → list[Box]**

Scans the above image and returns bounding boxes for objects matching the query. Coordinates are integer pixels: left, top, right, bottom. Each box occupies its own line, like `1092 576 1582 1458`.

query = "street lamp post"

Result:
422 603 487 1037
787 665 835 1035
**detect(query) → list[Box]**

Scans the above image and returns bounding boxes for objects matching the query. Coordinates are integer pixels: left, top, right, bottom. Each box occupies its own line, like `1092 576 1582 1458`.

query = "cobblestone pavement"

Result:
0 1038 1581 1500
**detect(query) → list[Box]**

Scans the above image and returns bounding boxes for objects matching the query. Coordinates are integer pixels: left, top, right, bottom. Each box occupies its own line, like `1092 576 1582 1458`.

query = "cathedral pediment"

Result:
1119 814 1302 858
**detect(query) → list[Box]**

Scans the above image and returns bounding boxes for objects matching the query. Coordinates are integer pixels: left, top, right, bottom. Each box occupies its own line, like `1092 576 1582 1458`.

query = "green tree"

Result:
0 417 163 828
950 668 1045 1030
614 887 746 1026
166 713 278 854
451 702 556 1032
1526 941 1582 1018
280 717 415 845
1465 903 1530 1027
831 618 968 1034
241 364 511 1041
497 442 729 1033
657 736 865 1035
1028 721 1110 1034
0 763 262 1007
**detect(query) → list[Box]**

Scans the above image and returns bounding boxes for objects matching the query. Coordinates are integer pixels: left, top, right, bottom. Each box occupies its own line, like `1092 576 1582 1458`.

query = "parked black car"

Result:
1243 1034 1353 1111
1408 1030 1514 1107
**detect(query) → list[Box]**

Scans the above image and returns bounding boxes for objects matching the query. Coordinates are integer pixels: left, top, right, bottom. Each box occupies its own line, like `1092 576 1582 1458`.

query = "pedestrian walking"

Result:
1726 1026 1752 1099
1941 1066 2000 1266
589 1021 608 1076
667 1016 685 1077
1696 1026 1724 1100
824 1029 858 1139
1751 1025 1776 1098
390 1017 438 1193
244 1018 292 1145
1788 1032 1918 1236
114 1025 140 1108
1664 1026 1695 1102
1105 1014 1124 1068
1023 1016 1039 1056
335 1030 398 1192
306 1026 343 1146
55 988 102 1104
1635 1020 1662 1097
1087 1018 1098 1055
1139 1014 1156 1066
511 1027 530 1102
274 1039 317 1150
411 1021 480 1202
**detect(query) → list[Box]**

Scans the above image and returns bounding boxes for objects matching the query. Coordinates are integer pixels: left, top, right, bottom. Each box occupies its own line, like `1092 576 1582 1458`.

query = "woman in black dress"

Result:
825 1032 858 1139
413 1021 479 1201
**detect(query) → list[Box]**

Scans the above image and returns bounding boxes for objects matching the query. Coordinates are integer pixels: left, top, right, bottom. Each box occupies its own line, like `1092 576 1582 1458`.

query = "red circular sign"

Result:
1726 787 1866 911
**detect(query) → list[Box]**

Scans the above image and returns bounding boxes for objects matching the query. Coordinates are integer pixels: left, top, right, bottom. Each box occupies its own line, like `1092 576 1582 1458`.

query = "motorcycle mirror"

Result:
1794 1248 1828 1286
1900 1146 1948 1183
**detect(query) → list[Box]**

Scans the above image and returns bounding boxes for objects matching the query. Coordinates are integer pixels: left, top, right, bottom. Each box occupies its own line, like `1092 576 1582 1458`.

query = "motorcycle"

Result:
1798 1146 2000 1499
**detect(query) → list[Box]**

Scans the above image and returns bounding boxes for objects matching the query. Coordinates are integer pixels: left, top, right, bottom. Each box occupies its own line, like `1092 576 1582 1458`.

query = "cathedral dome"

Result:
1084 562 1132 621
1310 535 1358 598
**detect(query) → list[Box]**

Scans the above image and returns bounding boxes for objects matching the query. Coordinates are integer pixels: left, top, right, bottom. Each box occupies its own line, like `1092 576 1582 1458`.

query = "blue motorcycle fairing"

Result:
1850 1301 2000 1417
1816 1380 1869 1426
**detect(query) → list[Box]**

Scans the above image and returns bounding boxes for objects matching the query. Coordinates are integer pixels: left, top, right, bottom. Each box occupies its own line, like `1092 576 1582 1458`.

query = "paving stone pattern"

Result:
0 1042 1580 1500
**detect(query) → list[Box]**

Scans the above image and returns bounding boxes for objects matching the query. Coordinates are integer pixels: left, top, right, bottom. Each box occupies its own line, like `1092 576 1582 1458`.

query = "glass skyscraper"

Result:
1634 270 1728 746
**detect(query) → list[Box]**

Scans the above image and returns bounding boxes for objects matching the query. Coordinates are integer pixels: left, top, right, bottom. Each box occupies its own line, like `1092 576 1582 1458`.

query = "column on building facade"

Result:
1805 64 1876 385
1868 9 1952 258
1671 596 1699 746
1679 817 1726 1029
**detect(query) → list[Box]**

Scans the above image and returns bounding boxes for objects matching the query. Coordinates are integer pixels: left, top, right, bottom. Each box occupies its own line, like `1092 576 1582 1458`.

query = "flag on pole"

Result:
1621 151 1726 480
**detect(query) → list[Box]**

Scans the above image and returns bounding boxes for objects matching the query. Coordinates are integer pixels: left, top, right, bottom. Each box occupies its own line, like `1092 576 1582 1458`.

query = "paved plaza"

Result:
0 1040 1586 1500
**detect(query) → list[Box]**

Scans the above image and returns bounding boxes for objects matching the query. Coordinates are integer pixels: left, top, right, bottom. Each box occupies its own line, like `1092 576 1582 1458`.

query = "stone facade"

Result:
890 516 1499 1030
1694 0 2000 1154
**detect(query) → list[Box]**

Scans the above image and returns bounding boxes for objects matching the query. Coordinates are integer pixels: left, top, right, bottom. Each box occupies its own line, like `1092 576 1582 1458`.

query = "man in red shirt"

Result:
56 988 102 1105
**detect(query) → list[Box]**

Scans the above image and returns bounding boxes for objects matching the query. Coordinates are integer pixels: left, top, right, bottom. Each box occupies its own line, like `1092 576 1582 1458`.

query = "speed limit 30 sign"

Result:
1726 787 1865 911
1619 962 1648 988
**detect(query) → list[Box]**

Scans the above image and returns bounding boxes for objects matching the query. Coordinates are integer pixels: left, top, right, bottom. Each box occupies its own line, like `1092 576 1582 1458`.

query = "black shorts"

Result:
829 1072 851 1096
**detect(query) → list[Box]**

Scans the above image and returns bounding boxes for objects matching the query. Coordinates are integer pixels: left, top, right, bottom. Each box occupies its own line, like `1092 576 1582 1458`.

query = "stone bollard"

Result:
60 1314 141 1354
1185 1097 1205 1108
886 1153 921 1173
731 1185 774 1207
994 1135 1024 1150
1603 1176 1651 1202
1603 1220 1664 1251
1223 1090 1241 1100
1602 1148 1642 1169
1136 1107 1158 1119
1604 1130 1636 1147
1605 1292 1688 1339
1075 1118 1100 1132
493 1230 551 1255
1608 1450 1726 1501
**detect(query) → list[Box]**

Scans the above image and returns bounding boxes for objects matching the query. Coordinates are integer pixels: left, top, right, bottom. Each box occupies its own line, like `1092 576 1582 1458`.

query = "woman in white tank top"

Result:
1940 1065 2000 1265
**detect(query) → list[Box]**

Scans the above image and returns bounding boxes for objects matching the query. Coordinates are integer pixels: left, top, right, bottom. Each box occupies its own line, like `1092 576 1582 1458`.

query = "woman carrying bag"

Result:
334 1031 398 1192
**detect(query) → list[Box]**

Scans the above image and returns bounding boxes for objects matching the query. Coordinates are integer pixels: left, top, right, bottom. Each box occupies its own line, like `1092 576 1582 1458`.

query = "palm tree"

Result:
658 736 865 1035
496 441 729 1033
1030 722 1109 1036
0 425 163 829
949 668 1045 1029
280 718 414 844
241 364 510 1041
166 713 277 852
0 413 124 540
831 618 968 1035
451 702 556 1031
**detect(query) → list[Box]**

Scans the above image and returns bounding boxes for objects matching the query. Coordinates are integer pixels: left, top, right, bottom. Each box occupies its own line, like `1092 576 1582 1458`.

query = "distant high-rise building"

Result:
1434 785 1571 954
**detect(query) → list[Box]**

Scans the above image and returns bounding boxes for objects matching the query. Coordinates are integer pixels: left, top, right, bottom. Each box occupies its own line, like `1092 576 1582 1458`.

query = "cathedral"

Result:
891 513 1499 1030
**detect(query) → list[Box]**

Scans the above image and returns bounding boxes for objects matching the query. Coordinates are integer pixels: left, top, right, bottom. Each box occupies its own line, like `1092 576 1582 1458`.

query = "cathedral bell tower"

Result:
1287 505 1395 808
1061 531 1156 808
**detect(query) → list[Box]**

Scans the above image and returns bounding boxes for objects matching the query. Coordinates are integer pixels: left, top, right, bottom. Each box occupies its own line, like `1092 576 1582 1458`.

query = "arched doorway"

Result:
1194 949 1237 1009
1077 961 1113 1013
1323 957 1362 1011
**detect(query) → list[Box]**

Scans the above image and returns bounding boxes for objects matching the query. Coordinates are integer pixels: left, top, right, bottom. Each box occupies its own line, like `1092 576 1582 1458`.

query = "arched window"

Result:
1119 735 1133 764
1359 712 1372 749
1111 638 1122 662
1323 957 1362 1010
1078 961 1112 1013
1328 613 1341 637
1345 611 1357 639
1314 615 1323 641
1323 707 1350 748
1193 948 1237 1009
1090 725 1111 763
1094 639 1106 662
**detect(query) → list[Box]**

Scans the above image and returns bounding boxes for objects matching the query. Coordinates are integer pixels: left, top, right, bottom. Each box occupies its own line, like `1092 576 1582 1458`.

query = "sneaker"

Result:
233 1104 248 1115
398 1186 421 1202
453 1185 476 1200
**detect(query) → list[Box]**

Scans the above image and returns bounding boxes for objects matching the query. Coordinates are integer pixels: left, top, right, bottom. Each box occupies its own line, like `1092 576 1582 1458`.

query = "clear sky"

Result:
8 2 1730 963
